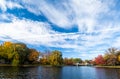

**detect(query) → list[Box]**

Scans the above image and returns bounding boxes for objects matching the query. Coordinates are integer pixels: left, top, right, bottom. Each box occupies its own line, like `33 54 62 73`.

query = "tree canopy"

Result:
94 47 120 66
0 41 40 66
0 41 65 66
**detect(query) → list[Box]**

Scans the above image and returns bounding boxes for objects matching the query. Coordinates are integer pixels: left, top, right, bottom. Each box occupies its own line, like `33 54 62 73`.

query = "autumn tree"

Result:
3 41 13 47
13 43 30 64
116 50 120 65
73 58 82 63
28 49 39 64
40 53 50 65
63 58 73 65
12 53 20 66
39 50 51 65
49 50 63 66
0 41 40 66
63 58 83 65
1 41 15 63
94 55 105 65
104 48 118 66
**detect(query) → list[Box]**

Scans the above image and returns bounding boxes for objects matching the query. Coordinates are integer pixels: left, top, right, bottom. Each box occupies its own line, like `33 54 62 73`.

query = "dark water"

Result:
0 66 120 79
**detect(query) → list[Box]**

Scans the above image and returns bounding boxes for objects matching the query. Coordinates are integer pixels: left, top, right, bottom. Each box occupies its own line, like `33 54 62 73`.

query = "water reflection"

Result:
0 66 62 79
62 66 97 79
0 66 40 79
95 68 120 79
0 67 19 78
38 66 62 79
0 66 120 79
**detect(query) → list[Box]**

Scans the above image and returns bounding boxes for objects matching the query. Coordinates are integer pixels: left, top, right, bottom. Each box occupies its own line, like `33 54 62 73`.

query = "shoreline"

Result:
1 64 120 69
95 66 120 68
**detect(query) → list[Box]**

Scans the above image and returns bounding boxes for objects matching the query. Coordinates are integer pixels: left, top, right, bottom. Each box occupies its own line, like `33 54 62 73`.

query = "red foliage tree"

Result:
95 55 105 65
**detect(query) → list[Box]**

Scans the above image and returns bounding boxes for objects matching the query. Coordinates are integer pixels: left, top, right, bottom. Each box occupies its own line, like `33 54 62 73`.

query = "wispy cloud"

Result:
19 0 117 32
0 16 120 59
0 0 23 12
0 0 120 59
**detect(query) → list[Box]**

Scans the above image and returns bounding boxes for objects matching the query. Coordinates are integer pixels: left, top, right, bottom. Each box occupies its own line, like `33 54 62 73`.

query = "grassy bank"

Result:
95 65 120 68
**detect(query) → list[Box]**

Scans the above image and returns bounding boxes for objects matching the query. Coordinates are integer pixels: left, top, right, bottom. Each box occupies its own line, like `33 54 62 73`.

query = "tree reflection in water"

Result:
0 66 120 79
0 66 62 79
38 66 62 79
95 68 120 79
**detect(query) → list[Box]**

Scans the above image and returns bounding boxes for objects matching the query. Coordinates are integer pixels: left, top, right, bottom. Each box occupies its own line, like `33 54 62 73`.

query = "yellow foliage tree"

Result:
28 49 39 63
49 50 63 66
3 41 13 47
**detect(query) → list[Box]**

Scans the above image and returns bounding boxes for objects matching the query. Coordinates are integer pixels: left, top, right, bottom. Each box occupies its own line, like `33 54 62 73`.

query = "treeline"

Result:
0 41 64 66
0 41 84 66
94 48 120 66
39 50 82 66
0 41 39 66
39 50 63 66
63 58 82 65
40 51 82 66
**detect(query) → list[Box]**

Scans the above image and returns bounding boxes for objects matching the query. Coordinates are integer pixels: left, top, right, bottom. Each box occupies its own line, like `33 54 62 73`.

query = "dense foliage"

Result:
39 50 63 66
0 42 39 66
3 42 120 66
0 41 64 66
63 58 82 65
94 48 120 66
94 55 105 65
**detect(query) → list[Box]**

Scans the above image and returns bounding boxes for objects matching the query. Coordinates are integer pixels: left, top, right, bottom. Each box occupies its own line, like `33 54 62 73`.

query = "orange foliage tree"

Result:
28 49 39 63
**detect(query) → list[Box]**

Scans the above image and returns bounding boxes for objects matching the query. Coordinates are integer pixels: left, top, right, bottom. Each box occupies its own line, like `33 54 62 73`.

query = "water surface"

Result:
0 66 120 79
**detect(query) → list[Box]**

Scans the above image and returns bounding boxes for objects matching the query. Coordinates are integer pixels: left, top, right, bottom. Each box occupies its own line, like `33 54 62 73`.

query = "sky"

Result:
0 0 120 60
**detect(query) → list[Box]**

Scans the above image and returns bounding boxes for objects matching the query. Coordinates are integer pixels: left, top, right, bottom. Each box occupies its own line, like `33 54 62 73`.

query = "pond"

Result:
0 66 120 79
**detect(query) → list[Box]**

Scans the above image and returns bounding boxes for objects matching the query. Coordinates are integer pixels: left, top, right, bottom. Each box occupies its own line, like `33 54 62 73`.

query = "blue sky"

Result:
0 0 120 60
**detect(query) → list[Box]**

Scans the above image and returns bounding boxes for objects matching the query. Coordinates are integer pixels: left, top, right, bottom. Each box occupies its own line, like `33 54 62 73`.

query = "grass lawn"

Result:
95 65 120 68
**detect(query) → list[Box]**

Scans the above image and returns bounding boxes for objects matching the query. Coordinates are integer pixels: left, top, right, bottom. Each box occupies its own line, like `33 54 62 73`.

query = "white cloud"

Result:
19 0 75 28
19 0 117 33
0 16 120 59
7 1 23 9
33 0 72 28
0 13 17 22
0 0 6 12
0 0 23 12
0 0 120 59
0 18 54 44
